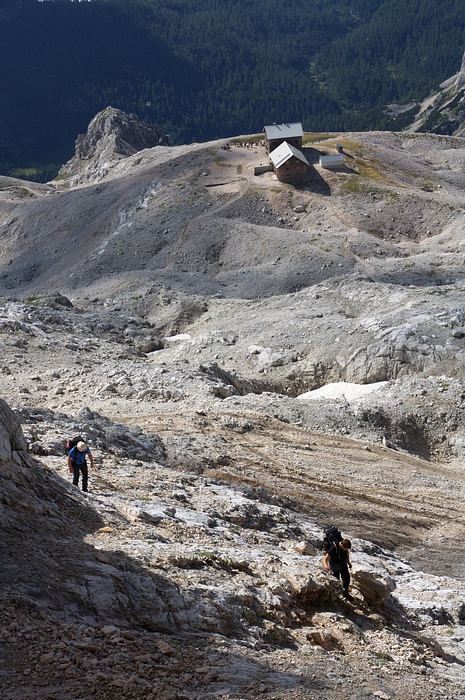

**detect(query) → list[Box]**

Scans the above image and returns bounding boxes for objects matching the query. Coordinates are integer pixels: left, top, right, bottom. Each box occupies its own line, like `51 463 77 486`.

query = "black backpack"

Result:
322 525 343 552
65 435 83 456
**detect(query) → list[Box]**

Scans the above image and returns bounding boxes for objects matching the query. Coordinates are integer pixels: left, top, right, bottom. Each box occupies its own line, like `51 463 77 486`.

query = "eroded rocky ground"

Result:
2 395 465 700
2 122 465 698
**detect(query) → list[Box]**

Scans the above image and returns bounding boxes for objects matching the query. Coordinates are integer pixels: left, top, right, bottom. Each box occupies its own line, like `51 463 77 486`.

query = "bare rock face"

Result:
455 47 465 88
449 47 465 135
403 45 465 135
57 106 169 184
352 566 396 605
75 106 170 160
0 397 27 465
0 397 181 632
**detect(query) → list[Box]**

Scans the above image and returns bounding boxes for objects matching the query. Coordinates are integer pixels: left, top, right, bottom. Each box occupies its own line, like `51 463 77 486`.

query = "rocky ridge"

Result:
455 49 465 89
403 46 465 135
57 107 169 185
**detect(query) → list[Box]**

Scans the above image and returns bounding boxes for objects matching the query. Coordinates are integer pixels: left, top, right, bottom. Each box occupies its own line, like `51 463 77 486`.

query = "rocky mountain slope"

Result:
403 46 465 135
2 112 465 698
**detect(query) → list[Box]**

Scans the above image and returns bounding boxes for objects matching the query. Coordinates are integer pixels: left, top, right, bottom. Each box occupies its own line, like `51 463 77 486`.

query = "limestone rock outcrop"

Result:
75 106 169 160
352 566 396 605
0 397 180 631
455 47 465 88
57 106 169 184
403 44 465 135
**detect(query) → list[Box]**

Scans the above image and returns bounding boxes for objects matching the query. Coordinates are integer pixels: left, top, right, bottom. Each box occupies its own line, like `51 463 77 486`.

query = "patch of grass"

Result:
368 651 393 667
18 187 36 198
372 651 392 659
352 159 397 188
302 132 332 144
196 551 217 561
318 137 363 156
312 137 401 192
337 175 365 195
230 135 262 145
420 180 435 192
218 557 252 573
189 191 204 204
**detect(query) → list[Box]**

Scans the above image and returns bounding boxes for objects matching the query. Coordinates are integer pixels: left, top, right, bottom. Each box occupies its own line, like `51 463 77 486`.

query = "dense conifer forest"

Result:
1 0 464 180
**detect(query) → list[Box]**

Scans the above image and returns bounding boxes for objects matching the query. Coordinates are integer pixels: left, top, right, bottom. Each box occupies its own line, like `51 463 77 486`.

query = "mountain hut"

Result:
269 141 309 182
264 122 303 154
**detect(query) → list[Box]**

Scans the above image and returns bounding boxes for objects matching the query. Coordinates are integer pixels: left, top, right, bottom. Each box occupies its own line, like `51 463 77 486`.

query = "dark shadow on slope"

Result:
355 407 432 460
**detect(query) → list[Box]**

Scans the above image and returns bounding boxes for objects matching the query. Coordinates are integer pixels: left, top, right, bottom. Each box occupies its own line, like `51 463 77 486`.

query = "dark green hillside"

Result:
313 0 465 108
1 0 464 180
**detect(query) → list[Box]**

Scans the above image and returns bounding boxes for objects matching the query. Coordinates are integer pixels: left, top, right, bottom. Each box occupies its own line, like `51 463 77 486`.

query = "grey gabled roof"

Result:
269 141 309 169
264 122 304 140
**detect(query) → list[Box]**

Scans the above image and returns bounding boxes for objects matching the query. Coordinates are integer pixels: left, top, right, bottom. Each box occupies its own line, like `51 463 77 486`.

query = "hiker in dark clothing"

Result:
323 538 353 601
68 441 94 492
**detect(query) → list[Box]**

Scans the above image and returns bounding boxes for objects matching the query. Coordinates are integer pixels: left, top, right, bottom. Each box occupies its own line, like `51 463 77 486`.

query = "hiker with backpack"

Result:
67 440 94 492
322 525 353 602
